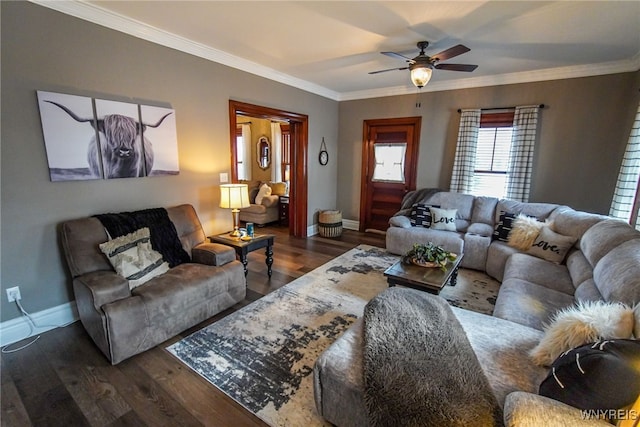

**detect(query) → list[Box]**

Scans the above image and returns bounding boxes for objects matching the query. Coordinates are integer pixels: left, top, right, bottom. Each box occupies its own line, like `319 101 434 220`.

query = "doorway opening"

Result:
229 100 308 238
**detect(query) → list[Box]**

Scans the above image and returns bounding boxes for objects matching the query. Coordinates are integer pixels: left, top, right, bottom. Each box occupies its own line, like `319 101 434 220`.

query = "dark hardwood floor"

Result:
1 226 385 427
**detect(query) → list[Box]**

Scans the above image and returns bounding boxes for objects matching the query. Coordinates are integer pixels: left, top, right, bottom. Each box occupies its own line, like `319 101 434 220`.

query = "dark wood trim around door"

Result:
229 100 308 238
359 116 421 232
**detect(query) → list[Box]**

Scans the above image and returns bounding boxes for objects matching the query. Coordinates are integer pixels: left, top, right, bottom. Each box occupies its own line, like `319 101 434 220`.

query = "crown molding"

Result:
31 1 639 103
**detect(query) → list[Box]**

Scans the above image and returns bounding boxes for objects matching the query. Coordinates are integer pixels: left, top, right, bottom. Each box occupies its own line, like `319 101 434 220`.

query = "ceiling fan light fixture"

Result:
410 64 432 88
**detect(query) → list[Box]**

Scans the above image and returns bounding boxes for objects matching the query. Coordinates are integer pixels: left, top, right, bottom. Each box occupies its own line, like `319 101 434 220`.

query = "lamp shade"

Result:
410 64 433 88
219 183 250 209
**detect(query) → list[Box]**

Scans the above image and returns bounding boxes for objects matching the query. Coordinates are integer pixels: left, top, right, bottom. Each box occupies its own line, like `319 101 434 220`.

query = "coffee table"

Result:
209 233 274 277
384 253 464 295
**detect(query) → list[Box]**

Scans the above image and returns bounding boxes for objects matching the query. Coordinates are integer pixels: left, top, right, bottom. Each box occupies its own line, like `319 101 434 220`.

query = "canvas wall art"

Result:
37 91 179 181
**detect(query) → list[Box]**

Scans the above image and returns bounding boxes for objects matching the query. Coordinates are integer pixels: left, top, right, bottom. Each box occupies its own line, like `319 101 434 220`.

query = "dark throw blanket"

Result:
393 188 443 218
363 288 503 427
95 208 190 267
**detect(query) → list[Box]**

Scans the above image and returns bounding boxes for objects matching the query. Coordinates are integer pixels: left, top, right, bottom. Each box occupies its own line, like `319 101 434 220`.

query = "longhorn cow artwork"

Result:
37 91 179 181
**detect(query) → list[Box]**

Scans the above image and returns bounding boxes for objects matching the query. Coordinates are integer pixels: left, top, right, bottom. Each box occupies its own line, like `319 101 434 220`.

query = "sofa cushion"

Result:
430 207 457 231
565 250 593 289
471 196 499 225
574 279 605 303
539 339 640 411
503 253 574 295
486 241 520 282
495 200 558 223
526 227 577 264
99 227 170 290
549 207 607 245
388 215 411 228
385 226 464 256
493 279 576 330
580 219 640 268
593 239 640 305
425 191 475 231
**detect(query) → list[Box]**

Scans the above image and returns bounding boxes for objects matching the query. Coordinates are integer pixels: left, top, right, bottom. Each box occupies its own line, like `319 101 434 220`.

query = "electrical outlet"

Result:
6 286 21 302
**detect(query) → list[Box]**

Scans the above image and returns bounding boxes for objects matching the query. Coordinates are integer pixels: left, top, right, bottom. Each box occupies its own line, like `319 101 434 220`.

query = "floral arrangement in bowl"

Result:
402 242 457 271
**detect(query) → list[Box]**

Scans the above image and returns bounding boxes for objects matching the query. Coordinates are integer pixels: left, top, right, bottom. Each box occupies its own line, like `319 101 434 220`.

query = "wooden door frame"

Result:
229 100 308 238
359 117 421 231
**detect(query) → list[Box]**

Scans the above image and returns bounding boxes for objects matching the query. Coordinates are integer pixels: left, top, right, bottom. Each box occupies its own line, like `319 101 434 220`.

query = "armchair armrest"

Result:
389 215 411 228
504 392 612 427
192 242 236 266
262 195 280 208
74 270 131 312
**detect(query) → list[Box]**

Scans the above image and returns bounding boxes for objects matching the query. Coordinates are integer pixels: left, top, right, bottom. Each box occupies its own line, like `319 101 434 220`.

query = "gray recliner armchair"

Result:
60 204 246 364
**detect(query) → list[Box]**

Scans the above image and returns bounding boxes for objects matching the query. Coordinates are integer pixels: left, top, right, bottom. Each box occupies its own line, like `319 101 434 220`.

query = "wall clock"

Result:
319 137 328 166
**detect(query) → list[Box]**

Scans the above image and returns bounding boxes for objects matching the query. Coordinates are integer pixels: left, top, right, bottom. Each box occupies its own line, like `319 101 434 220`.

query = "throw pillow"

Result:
539 339 640 411
408 204 440 228
99 227 170 290
492 211 517 242
255 183 272 205
529 301 635 366
507 214 547 251
430 207 457 231
527 226 577 264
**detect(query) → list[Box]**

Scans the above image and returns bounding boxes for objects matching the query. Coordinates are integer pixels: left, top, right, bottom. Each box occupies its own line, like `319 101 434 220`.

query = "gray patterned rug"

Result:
166 245 499 427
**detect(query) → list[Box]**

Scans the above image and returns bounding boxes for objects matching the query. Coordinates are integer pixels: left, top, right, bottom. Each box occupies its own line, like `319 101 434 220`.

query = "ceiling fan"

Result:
369 41 478 88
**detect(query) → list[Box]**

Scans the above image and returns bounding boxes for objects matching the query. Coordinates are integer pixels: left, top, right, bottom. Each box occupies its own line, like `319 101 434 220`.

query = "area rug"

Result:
166 245 500 427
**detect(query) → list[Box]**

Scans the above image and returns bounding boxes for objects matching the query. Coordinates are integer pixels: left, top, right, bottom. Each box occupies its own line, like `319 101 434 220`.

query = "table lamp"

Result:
219 183 250 237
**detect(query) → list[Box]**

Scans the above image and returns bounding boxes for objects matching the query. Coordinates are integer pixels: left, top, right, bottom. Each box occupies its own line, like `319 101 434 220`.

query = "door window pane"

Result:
372 143 406 182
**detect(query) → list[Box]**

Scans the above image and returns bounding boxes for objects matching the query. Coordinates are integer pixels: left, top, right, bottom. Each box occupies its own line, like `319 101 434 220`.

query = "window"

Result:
372 143 407 182
281 124 291 182
470 112 515 198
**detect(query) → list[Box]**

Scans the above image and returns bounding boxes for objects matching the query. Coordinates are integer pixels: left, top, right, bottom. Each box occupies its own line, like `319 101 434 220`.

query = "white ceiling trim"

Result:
32 0 639 103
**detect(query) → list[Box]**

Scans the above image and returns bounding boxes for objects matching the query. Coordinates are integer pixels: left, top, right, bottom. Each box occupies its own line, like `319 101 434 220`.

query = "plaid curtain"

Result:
450 109 481 193
506 105 540 202
610 102 640 230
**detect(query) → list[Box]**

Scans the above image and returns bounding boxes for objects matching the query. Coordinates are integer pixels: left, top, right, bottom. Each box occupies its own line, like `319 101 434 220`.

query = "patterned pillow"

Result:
492 211 517 242
539 339 640 411
527 226 577 264
99 227 169 290
430 207 457 231
408 204 440 228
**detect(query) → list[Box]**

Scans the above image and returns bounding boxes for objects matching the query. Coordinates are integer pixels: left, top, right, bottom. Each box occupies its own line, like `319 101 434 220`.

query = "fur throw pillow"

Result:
530 301 635 366
507 214 548 251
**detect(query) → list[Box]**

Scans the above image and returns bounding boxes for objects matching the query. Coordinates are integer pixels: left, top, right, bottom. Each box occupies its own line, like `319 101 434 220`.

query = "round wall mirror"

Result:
257 136 270 169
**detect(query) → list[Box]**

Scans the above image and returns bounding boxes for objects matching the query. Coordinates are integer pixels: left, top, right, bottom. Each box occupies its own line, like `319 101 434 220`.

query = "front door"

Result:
359 117 421 232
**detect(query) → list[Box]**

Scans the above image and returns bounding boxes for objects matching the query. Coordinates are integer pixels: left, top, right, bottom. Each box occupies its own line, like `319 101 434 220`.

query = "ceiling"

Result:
38 1 640 101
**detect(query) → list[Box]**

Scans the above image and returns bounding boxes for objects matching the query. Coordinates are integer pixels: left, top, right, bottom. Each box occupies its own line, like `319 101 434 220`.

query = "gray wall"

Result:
338 72 640 221
0 2 339 321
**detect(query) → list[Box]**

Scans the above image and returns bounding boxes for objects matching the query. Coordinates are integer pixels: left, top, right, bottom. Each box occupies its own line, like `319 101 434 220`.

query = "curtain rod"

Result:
237 121 252 125
457 104 545 113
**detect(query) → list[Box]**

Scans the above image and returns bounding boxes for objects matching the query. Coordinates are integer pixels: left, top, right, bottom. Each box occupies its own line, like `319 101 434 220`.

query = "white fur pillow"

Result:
254 183 272 205
507 214 547 251
530 301 635 366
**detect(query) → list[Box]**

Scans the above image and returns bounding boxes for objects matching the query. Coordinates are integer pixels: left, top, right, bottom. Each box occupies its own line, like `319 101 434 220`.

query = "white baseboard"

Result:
342 219 359 230
0 301 79 346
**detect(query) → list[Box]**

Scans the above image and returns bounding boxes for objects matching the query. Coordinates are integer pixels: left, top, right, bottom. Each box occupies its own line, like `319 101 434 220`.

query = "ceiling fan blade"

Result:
431 44 470 62
435 63 478 72
368 66 409 75
381 51 414 62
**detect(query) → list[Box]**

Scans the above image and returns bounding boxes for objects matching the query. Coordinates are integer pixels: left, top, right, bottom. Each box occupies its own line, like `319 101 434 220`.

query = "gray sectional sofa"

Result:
314 190 640 426
60 204 246 364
